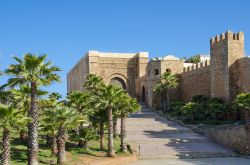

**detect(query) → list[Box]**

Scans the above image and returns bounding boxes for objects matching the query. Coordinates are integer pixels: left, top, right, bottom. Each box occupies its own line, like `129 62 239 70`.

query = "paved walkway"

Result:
125 104 250 165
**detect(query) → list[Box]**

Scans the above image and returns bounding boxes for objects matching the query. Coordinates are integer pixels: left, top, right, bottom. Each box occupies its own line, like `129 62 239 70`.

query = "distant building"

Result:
67 31 250 108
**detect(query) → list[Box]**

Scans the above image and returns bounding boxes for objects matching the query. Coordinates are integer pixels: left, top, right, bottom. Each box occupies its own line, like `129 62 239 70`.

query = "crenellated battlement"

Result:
183 60 210 72
210 30 244 45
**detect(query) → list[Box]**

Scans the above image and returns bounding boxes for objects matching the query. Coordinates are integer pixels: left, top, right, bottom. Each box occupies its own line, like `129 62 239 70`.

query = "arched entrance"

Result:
142 86 146 102
110 77 126 90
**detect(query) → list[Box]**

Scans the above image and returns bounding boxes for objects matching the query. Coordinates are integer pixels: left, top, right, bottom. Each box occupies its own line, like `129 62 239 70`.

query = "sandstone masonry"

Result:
67 31 250 108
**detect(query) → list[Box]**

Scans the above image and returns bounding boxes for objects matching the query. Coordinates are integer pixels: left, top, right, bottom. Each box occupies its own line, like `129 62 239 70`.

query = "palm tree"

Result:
52 106 85 165
4 54 60 165
116 95 141 152
67 91 90 147
154 71 178 111
82 74 105 92
42 107 59 157
95 85 124 157
67 91 89 113
10 86 30 141
83 74 107 150
0 104 29 165
40 93 63 155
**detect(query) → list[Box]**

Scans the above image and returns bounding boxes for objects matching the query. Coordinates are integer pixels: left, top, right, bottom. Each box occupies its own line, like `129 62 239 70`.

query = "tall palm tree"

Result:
154 71 178 111
116 95 141 152
52 106 85 165
0 104 29 165
95 85 124 157
4 54 60 165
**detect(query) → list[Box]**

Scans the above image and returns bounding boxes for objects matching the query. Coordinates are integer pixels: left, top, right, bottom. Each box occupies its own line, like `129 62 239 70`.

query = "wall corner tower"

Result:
210 30 245 102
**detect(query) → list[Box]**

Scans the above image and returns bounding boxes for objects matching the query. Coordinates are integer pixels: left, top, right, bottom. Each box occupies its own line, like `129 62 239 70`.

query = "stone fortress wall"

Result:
67 54 89 92
181 61 211 102
67 30 250 108
67 50 148 99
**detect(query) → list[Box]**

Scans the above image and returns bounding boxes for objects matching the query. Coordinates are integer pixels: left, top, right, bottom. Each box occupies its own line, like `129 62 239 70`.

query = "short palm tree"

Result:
0 104 29 165
95 85 124 157
40 93 62 154
41 107 59 157
83 74 107 150
53 106 86 165
154 71 178 111
67 91 90 147
4 54 60 165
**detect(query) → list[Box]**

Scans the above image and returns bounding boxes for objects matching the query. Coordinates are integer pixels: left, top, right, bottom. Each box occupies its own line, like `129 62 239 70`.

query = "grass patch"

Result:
0 129 130 165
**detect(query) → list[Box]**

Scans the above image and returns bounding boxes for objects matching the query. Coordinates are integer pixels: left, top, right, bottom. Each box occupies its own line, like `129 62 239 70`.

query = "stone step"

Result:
130 113 159 118
126 129 194 134
127 133 207 142
138 152 237 160
128 137 213 144
134 142 233 158
126 106 237 162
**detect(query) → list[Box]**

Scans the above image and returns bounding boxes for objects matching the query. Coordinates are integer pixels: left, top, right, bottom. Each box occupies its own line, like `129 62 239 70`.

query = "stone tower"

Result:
210 31 244 102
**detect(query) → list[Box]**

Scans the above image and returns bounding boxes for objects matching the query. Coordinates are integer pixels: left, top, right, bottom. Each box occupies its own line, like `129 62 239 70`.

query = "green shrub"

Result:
207 98 228 120
174 95 229 123
170 101 185 115
180 102 201 123
234 93 250 110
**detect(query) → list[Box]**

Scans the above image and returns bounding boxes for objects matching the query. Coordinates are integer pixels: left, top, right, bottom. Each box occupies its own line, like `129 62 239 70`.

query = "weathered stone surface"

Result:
67 51 149 99
67 31 249 106
203 124 250 154
125 105 234 160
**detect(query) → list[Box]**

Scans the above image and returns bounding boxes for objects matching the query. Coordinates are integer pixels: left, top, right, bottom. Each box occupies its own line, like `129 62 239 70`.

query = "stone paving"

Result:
124 104 250 164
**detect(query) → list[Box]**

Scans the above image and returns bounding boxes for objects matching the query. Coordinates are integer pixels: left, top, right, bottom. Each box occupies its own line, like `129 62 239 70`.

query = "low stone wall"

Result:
203 125 250 155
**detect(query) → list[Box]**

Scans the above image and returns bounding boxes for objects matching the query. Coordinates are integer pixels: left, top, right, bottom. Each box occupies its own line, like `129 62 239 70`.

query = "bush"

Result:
181 102 199 123
207 98 228 120
234 93 250 110
170 101 185 116
170 95 229 123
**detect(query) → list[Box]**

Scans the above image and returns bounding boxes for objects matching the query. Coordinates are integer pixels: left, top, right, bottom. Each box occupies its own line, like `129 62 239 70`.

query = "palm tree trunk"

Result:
166 92 170 111
113 118 118 138
57 127 66 165
76 126 82 147
51 136 57 157
99 121 104 150
107 107 115 157
161 93 164 110
162 92 166 111
120 116 127 153
28 82 39 165
2 128 10 165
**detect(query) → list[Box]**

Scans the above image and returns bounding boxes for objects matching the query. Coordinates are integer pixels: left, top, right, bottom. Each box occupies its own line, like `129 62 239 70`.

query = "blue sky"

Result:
1 0 250 97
